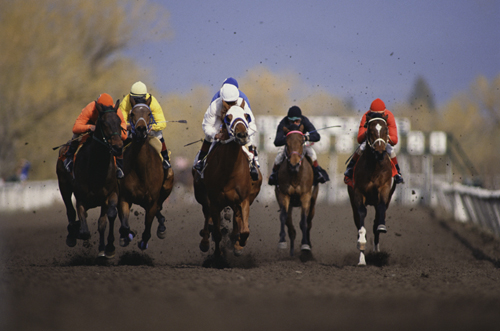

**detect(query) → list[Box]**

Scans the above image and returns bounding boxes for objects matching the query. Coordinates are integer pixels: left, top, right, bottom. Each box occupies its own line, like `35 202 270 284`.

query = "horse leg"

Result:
76 201 91 241
199 202 212 253
299 194 312 251
97 207 109 258
232 200 250 256
139 203 159 250
355 203 368 266
156 209 167 239
60 183 78 247
118 200 135 247
373 202 388 252
105 193 118 258
210 205 223 257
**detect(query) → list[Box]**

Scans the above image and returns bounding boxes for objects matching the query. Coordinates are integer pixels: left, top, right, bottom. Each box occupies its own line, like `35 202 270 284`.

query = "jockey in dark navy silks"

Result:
210 77 251 108
268 105 330 186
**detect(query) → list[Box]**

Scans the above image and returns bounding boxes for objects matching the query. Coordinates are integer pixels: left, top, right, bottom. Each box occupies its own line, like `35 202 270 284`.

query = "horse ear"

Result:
299 124 304 132
130 95 136 107
283 126 290 134
146 96 152 107
383 114 388 121
114 99 120 111
95 101 103 113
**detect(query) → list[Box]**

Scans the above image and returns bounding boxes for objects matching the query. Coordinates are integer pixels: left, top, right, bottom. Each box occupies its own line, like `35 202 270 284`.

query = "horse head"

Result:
364 112 389 161
223 105 250 146
95 100 124 156
129 96 153 142
283 124 305 173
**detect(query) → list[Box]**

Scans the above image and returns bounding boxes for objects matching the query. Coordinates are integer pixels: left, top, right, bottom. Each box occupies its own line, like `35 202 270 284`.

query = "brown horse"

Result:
193 104 262 258
56 100 124 258
347 112 396 266
275 125 319 261
118 98 174 250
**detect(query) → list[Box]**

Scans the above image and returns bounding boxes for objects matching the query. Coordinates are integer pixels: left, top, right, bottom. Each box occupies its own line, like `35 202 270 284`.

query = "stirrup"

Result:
395 174 404 184
194 159 204 171
116 167 124 179
163 159 171 170
64 158 73 173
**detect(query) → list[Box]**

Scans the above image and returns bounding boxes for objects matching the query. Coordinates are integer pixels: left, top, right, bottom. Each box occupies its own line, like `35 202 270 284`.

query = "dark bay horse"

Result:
56 100 124 258
118 98 174 250
193 104 262 258
275 125 319 261
347 112 396 266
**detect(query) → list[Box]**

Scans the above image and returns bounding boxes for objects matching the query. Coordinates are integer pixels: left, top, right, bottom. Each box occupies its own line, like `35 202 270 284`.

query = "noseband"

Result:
130 103 155 137
285 130 305 165
366 117 388 150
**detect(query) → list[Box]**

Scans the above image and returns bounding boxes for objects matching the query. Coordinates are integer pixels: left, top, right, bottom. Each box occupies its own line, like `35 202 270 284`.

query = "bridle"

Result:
93 108 123 152
129 103 155 138
366 117 388 150
285 130 305 165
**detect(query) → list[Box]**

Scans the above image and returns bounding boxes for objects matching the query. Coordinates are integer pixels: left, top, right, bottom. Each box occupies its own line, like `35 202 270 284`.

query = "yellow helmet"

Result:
130 81 147 96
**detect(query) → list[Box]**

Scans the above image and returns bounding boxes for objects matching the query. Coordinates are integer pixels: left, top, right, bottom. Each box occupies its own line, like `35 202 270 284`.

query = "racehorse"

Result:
56 100 124 258
347 112 397 266
117 97 174 250
193 104 262 258
275 124 319 261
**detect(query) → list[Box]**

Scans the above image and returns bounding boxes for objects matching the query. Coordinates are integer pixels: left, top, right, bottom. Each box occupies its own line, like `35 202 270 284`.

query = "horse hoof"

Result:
106 251 115 259
98 251 106 258
300 244 311 251
66 236 77 247
234 247 243 257
138 241 148 250
358 252 367 266
377 224 387 233
278 242 288 250
157 229 167 240
199 242 209 253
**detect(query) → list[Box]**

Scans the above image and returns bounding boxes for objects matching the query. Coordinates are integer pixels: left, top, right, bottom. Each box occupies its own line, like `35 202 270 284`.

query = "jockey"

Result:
119 81 172 170
194 83 260 181
63 93 127 178
268 106 330 186
210 77 251 108
344 98 404 184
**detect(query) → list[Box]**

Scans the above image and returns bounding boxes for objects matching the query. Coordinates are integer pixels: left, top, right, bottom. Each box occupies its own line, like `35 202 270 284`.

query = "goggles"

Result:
288 117 301 121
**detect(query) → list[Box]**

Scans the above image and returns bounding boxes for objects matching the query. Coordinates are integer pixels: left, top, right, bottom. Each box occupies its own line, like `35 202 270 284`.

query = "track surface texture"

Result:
1 199 500 331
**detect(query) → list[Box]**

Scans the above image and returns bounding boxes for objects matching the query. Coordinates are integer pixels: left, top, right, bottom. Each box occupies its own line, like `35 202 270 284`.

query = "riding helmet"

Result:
220 84 239 102
370 98 386 112
287 106 302 118
97 93 114 107
131 81 148 96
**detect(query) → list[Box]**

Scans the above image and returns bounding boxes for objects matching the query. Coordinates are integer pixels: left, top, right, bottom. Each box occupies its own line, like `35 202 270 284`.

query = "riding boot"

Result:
116 156 124 179
394 163 404 184
313 165 328 185
194 140 211 171
344 155 358 179
161 150 171 170
63 139 79 173
249 161 259 181
268 164 279 186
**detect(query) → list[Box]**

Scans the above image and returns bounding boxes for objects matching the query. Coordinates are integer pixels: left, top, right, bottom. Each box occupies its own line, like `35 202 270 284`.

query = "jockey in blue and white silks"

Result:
210 77 251 108
195 84 259 181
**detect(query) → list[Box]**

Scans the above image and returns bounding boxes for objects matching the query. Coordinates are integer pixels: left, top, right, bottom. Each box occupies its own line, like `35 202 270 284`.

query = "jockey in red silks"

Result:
194 83 260 181
344 98 404 184
63 93 127 178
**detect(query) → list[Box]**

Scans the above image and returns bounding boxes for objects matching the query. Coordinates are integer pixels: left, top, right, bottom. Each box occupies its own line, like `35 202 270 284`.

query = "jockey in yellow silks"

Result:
119 81 171 170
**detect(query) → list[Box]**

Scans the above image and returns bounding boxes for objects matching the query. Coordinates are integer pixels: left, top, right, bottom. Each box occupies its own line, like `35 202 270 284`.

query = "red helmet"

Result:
370 98 386 112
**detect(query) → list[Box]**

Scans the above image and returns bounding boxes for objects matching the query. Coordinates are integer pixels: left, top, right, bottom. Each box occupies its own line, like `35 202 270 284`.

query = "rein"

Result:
92 109 122 152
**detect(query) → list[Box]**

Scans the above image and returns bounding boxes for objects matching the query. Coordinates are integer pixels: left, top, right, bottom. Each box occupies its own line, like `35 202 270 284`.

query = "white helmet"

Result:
220 84 239 102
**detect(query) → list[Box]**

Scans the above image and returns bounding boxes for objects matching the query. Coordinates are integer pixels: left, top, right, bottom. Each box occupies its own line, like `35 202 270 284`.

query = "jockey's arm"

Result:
150 96 166 132
202 102 220 140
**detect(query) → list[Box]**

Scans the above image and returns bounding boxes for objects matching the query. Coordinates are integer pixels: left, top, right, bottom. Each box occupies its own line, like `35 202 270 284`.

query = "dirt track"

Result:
1 196 500 331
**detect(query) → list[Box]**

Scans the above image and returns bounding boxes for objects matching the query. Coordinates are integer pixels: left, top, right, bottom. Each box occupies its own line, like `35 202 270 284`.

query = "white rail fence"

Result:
2 180 500 239
432 181 500 237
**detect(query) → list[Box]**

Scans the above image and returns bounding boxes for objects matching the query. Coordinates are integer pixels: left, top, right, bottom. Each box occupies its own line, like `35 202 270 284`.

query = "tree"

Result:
408 76 436 111
0 0 171 180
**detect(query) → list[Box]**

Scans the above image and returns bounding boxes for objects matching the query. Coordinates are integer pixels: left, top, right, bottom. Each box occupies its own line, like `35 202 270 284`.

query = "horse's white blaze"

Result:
357 226 367 250
278 242 288 250
375 123 382 135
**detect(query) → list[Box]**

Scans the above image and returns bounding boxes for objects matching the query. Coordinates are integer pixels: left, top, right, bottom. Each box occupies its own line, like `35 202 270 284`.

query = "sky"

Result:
131 0 499 110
